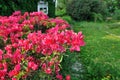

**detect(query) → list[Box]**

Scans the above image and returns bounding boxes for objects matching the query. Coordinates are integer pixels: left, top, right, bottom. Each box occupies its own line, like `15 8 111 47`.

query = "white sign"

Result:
37 1 48 14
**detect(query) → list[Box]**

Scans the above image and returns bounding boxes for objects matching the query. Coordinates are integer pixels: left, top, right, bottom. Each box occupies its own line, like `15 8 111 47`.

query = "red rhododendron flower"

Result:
28 61 38 70
12 78 17 80
0 49 3 61
14 64 21 72
8 64 21 78
12 11 21 16
45 67 52 74
66 75 71 80
42 63 46 70
56 74 63 80
0 62 7 79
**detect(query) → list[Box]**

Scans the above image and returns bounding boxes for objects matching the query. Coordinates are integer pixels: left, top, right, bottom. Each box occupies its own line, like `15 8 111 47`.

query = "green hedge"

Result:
0 0 55 17
0 0 39 16
66 0 108 21
48 0 55 17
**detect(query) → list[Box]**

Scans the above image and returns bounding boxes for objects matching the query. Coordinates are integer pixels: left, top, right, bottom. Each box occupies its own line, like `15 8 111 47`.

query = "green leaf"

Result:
59 55 63 62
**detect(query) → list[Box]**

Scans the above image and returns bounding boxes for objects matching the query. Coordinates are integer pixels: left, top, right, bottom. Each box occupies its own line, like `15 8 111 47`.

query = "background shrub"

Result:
112 9 120 20
0 0 55 17
104 0 118 13
48 0 55 17
0 0 39 16
56 0 72 17
66 0 108 21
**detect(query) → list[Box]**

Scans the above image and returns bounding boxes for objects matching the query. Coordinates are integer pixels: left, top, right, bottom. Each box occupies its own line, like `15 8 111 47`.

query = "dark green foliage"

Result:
0 0 39 16
0 0 56 17
66 0 108 21
113 9 120 20
104 0 119 13
0 37 4 50
48 0 55 17
117 0 120 9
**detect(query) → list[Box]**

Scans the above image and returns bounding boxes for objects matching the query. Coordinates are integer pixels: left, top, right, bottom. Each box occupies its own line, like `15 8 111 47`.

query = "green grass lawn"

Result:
61 16 120 80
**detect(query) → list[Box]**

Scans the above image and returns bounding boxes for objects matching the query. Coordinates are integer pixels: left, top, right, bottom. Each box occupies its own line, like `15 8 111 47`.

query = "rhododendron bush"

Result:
0 11 85 80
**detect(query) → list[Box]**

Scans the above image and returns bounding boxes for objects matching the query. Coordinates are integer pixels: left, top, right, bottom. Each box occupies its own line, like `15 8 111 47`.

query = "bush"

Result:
0 0 55 17
61 15 72 23
104 0 118 13
0 11 85 80
113 9 120 20
56 8 66 16
66 0 108 21
47 0 56 17
0 0 39 16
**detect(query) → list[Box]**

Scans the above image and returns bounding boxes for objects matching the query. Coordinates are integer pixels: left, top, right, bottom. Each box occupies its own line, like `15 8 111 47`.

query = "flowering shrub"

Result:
0 11 85 80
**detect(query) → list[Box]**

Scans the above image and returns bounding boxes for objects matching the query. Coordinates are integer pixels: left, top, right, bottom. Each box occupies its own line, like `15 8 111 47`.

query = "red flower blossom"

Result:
28 61 38 70
56 74 63 80
45 67 52 74
0 49 3 61
66 75 71 80
12 78 17 80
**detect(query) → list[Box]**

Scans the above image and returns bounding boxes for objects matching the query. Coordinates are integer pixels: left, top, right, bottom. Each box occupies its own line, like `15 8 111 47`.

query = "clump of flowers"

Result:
0 11 85 80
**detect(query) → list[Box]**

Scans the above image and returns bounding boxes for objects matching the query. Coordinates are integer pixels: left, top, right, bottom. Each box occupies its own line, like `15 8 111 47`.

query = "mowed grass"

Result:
61 16 120 80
